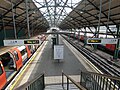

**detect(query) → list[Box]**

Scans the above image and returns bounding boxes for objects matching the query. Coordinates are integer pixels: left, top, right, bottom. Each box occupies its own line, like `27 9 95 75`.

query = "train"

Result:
65 33 119 57
0 35 46 89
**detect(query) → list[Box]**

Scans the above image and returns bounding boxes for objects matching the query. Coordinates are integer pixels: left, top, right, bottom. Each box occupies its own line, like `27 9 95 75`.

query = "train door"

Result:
0 52 16 78
12 49 23 70
0 61 7 89
26 45 31 58
19 46 28 61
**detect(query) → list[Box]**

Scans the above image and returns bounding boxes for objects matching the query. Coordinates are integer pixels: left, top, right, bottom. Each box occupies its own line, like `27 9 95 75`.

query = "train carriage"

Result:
0 34 46 89
0 61 7 90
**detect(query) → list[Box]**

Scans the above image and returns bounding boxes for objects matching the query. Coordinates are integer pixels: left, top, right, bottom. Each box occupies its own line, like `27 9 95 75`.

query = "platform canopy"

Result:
0 0 120 38
33 0 120 37
59 0 120 30
0 0 49 38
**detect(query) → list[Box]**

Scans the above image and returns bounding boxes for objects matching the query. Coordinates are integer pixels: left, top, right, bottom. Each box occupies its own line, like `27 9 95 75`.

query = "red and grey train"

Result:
0 35 46 89
67 33 119 57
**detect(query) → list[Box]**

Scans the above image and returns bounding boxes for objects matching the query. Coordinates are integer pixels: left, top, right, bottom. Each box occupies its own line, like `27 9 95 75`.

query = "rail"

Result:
62 35 120 77
80 71 120 90
62 72 87 90
15 74 45 90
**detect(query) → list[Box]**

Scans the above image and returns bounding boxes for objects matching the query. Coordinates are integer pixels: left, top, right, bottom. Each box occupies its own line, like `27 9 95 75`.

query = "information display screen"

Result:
24 40 39 44
88 39 101 43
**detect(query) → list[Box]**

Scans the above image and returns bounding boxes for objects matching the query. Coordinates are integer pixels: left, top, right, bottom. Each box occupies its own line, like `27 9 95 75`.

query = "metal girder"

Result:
0 6 9 11
44 0 52 25
62 10 87 29
59 4 94 27
78 7 116 37
0 0 49 39
75 1 116 37
16 14 44 35
33 0 81 26
86 0 116 25
2 0 24 17
0 2 27 31
54 0 56 26
56 0 69 25
60 19 78 29
24 22 47 36
60 1 116 37
0 11 33 32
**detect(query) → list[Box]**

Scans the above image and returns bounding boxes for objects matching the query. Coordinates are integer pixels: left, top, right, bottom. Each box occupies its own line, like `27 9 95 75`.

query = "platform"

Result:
13 35 98 89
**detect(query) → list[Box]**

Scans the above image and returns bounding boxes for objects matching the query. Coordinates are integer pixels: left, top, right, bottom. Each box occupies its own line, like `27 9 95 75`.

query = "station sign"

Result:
87 38 118 44
3 39 41 46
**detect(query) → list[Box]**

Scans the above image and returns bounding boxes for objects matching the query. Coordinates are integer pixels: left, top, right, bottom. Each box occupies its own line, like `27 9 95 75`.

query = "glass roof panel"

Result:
33 0 81 27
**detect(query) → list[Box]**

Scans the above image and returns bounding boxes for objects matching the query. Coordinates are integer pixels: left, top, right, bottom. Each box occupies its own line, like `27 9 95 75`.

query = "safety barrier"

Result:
62 72 86 90
80 71 120 90
15 74 45 90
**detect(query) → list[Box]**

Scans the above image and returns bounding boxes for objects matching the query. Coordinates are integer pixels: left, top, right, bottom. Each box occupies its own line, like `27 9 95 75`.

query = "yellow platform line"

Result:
9 42 47 90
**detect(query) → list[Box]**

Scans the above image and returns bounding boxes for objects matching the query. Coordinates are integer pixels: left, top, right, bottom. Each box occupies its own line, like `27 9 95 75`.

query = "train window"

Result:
0 65 3 75
0 57 2 61
0 53 11 67
14 51 19 61
28 45 31 50
20 49 27 56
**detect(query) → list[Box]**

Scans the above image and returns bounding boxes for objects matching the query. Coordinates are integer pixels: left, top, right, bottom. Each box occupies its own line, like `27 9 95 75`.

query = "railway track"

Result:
62 35 120 77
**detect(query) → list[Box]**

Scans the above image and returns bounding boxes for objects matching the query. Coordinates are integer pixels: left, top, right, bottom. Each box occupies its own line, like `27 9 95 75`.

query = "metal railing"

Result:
80 71 120 90
62 72 87 90
15 74 45 90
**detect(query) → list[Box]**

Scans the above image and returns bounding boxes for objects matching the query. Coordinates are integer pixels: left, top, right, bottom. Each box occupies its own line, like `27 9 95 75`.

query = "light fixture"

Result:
80 11 83 14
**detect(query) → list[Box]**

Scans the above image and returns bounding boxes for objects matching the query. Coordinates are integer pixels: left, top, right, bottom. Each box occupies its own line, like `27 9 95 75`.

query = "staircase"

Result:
44 84 80 90
14 71 120 90
45 85 63 90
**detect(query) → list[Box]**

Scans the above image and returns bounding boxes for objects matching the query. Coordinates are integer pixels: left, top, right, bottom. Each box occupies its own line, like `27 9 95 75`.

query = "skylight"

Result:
33 0 81 27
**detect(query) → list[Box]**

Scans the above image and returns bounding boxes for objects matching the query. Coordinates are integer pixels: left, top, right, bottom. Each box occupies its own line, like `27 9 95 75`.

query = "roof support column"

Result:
2 18 6 39
67 29 70 40
97 0 102 38
84 27 87 47
77 29 80 42
11 1 17 39
25 0 31 38
113 25 120 60
54 0 56 27
93 26 98 50
74 29 76 40
69 29 72 39
106 0 112 38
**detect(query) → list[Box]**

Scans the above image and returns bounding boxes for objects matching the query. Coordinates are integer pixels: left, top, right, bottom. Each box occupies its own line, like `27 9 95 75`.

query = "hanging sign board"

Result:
87 38 118 44
3 39 41 46
24 39 40 45
54 45 64 59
